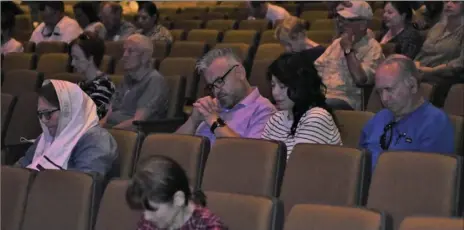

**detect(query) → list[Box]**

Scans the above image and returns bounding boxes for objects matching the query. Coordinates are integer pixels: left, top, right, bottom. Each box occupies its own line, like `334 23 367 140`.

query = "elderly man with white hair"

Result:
100 34 169 130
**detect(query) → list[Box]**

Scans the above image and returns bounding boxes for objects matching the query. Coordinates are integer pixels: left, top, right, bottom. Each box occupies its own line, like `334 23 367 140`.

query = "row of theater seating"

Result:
2 140 463 230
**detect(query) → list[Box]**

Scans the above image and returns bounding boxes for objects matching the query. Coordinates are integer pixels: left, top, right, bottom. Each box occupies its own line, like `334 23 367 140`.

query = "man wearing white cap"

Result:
315 1 384 110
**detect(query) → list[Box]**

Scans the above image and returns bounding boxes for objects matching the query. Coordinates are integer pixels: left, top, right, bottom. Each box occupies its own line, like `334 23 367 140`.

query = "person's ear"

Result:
173 191 186 207
236 65 247 81
405 76 419 94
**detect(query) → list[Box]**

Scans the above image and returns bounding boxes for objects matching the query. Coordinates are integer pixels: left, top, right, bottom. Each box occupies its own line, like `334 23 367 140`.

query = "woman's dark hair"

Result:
385 2 413 22
126 155 206 210
38 82 60 108
39 1 64 12
1 1 23 32
138 1 160 23
69 31 105 67
268 51 336 137
73 2 100 25
251 1 266 8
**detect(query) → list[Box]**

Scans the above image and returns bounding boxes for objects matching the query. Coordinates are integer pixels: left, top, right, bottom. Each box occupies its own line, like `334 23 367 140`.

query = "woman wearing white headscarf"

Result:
16 80 117 176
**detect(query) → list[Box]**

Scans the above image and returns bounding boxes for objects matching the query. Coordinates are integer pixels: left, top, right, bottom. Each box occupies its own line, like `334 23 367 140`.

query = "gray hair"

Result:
196 48 242 74
126 34 154 58
380 54 421 82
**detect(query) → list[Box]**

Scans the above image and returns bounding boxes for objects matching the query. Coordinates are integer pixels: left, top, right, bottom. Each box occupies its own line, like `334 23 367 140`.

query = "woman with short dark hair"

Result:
127 155 227 230
136 2 172 44
262 52 342 159
73 2 106 39
1 1 24 54
379 2 423 58
70 31 115 119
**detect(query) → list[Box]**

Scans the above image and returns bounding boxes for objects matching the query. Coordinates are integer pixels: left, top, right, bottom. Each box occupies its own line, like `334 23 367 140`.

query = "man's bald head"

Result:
378 54 421 82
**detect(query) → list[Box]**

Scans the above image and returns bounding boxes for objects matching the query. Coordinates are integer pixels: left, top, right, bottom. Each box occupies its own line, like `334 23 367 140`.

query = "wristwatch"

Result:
210 117 226 133
344 48 353 55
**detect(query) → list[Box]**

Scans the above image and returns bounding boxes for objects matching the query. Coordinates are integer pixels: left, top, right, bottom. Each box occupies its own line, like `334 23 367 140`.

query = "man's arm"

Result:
418 114 455 154
113 108 148 130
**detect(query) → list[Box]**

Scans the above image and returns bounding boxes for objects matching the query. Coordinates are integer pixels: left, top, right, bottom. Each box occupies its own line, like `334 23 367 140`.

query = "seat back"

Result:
306 30 336 44
170 29 186 41
104 41 125 61
1 166 35 230
205 19 237 32
2 53 37 73
281 144 369 216
107 129 140 179
367 152 462 230
255 44 285 60
165 75 187 118
137 134 210 189
202 138 286 197
2 70 43 96
35 41 68 56
214 43 251 63
284 204 389 230
449 115 464 155
206 191 283 230
248 59 274 100
223 30 258 46
153 41 171 59
1 93 17 142
94 179 141 230
187 29 220 47
49 73 85 83
169 41 208 58
36 53 70 79
172 20 203 32
398 217 464 230
260 30 279 44
444 84 464 116
334 110 375 148
238 19 271 32
310 19 335 30
159 57 197 101
21 170 102 230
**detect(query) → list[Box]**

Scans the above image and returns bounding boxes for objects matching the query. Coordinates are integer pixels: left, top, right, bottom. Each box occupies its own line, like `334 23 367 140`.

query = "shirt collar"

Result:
221 87 260 112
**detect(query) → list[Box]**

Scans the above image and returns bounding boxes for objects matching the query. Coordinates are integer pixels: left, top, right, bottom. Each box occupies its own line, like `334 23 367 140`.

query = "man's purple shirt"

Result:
196 88 276 143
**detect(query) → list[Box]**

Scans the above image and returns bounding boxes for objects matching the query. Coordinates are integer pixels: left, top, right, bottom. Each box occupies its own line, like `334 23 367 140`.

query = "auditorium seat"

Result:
107 129 141 179
254 43 285 61
136 134 210 189
2 70 43 96
398 217 464 230
260 30 279 45
21 170 103 230
36 53 71 79
281 144 369 216
165 75 187 118
2 53 37 73
1 93 16 144
94 179 141 230
153 40 172 60
158 57 198 101
202 138 286 197
170 29 187 41
300 10 329 24
1 166 35 230
172 20 204 32
223 30 259 47
169 41 208 59
444 84 464 116
238 19 271 32
100 55 114 74
248 58 274 100
35 41 68 56
104 41 125 61
367 151 462 230
23 41 36 53
309 19 335 31
307 30 336 44
206 191 284 230
49 73 85 83
187 29 221 47
284 204 390 230
205 19 237 32
334 110 375 148
214 43 251 63
449 115 464 155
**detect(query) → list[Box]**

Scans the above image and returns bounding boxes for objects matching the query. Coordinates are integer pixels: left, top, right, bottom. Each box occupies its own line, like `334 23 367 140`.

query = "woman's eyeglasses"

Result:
379 121 396 150
204 64 238 95
37 108 60 120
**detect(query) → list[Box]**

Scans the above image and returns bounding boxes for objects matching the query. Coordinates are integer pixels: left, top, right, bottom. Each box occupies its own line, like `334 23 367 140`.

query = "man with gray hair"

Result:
176 48 276 143
101 34 168 130
99 1 136 41
359 54 454 170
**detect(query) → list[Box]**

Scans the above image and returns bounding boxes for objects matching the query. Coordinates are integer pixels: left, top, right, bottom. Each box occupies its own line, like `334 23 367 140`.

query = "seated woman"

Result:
136 2 173 44
16 80 117 176
70 31 116 119
73 2 107 39
380 2 423 59
415 1 464 82
126 155 227 230
262 52 342 160
1 1 24 54
275 16 326 57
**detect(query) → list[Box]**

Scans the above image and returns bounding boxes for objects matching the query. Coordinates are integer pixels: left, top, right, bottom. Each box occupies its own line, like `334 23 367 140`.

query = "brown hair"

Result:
69 31 105 67
38 82 60 108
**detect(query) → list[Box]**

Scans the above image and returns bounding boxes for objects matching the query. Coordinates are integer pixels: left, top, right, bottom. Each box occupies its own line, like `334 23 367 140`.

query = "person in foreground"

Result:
126 155 227 230
175 48 276 143
359 54 454 170
262 52 342 160
16 80 117 176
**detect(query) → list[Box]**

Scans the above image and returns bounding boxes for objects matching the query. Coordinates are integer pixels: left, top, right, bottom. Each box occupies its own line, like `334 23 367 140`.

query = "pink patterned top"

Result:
136 206 227 230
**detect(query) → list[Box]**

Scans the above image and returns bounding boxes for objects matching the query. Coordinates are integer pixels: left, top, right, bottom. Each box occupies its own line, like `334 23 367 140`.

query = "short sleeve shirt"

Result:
30 16 83 44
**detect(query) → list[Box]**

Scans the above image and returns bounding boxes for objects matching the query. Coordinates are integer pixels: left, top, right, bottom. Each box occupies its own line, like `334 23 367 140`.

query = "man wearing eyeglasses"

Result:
176 48 276 143
315 1 384 111
30 1 82 44
359 55 454 170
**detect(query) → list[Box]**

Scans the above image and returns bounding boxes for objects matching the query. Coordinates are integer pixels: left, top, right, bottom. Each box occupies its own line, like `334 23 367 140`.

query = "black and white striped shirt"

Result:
78 74 115 119
261 107 342 159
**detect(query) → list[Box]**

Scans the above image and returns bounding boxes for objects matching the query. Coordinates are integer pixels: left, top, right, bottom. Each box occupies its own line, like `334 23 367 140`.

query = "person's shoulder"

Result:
80 126 115 143
255 95 276 112
420 102 451 124
194 206 227 229
268 110 287 122
369 108 392 123
301 107 333 122
61 16 81 28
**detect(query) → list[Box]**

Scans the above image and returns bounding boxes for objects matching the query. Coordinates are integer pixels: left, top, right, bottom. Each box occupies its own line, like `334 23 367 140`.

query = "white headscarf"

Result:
27 80 99 171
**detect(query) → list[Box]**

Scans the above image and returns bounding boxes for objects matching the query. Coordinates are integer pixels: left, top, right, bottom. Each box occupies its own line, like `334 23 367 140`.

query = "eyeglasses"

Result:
37 108 60 120
379 121 396 150
204 64 238 95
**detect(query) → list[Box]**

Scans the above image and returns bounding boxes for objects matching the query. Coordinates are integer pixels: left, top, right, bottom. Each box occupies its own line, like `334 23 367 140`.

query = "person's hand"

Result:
415 61 421 69
413 16 426 30
340 30 355 51
193 96 220 126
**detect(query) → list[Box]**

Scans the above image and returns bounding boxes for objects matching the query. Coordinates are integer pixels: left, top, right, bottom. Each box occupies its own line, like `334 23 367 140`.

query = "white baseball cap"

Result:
337 1 373 20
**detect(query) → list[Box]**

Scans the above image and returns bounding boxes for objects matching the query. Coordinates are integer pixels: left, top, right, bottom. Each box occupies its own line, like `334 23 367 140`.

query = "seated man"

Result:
315 1 384 110
30 1 82 44
246 1 290 27
100 34 169 130
100 2 136 41
360 54 454 170
176 48 276 143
